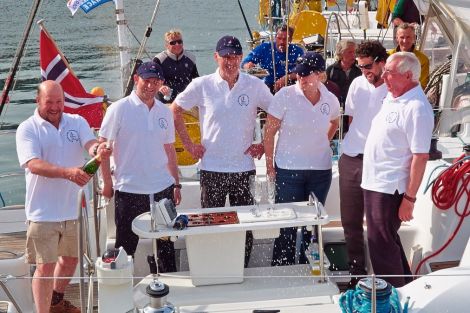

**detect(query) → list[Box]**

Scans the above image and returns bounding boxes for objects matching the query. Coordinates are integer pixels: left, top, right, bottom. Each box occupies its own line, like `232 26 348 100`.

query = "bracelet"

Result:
93 144 99 156
403 193 416 203
174 184 182 189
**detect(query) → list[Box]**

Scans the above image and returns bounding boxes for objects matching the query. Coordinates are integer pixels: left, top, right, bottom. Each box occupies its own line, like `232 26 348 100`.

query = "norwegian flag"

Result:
39 28 104 128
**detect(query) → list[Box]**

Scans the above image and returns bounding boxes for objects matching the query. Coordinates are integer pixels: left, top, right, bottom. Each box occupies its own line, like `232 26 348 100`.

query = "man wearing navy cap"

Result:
170 36 273 267
99 61 180 273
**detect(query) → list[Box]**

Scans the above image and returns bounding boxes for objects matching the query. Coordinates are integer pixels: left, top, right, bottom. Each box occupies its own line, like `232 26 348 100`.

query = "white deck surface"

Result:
133 265 340 311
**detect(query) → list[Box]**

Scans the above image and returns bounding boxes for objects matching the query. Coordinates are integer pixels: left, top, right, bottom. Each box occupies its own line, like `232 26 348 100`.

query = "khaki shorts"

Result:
25 220 78 264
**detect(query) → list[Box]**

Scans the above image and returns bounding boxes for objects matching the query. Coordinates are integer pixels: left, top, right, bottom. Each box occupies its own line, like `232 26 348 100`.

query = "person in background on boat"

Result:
15 80 111 313
264 52 340 266
241 24 304 94
391 0 422 26
325 40 362 135
389 23 429 89
154 29 199 104
170 35 272 267
339 41 389 289
362 52 434 287
99 61 180 273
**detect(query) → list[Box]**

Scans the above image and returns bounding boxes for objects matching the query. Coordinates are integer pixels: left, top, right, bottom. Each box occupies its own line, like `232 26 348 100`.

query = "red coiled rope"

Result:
414 154 470 275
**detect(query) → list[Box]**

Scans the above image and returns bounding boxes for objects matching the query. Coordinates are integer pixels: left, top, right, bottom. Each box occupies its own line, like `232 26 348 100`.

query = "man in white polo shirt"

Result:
16 80 111 313
339 41 389 288
99 61 180 273
170 35 273 267
362 52 434 287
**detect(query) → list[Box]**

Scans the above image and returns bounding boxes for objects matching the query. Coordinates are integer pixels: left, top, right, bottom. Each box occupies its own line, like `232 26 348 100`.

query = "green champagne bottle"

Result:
82 154 102 176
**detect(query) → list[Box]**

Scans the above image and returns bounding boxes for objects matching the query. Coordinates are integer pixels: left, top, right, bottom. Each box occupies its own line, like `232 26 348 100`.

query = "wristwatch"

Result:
403 193 416 203
174 184 182 189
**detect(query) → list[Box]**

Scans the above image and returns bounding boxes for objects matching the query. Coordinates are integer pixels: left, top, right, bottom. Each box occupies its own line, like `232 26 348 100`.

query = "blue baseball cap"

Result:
293 52 326 77
137 61 165 80
216 35 243 57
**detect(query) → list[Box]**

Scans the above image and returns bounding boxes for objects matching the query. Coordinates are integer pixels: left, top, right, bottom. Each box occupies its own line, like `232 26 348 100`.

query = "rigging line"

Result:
0 1 45 128
124 0 162 96
125 24 152 59
237 0 254 42
0 0 43 118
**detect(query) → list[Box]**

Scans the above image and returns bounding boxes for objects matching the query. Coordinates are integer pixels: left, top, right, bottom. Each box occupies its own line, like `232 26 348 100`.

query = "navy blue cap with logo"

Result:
216 35 243 57
293 52 326 77
137 61 165 80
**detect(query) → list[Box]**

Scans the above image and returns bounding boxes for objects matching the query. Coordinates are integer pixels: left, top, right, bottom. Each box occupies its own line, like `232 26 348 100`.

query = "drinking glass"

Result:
249 175 262 216
266 178 276 214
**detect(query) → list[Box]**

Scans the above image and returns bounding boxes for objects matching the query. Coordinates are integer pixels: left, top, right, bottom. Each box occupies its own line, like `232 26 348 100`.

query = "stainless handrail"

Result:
77 189 95 313
0 275 23 313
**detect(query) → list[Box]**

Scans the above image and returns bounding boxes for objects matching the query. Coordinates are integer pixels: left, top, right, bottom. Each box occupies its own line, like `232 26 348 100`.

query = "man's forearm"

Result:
406 153 429 197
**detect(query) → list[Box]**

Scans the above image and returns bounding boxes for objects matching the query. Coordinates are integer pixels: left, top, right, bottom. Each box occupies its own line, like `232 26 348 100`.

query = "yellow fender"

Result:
175 108 201 166
289 10 327 44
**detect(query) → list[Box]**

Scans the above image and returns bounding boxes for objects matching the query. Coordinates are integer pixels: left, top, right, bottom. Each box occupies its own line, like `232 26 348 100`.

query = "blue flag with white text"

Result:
67 0 113 15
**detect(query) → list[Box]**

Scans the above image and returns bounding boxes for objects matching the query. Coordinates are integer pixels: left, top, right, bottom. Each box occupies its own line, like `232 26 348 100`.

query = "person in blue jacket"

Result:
242 24 304 94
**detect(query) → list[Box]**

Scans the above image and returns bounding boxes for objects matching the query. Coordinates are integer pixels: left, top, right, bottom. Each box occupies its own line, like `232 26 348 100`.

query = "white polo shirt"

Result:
175 69 272 172
99 91 175 194
16 111 96 222
342 76 388 156
268 82 340 170
361 86 434 194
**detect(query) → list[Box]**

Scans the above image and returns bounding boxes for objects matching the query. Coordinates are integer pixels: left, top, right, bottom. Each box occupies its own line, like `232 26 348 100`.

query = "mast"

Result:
114 0 131 96
0 0 42 118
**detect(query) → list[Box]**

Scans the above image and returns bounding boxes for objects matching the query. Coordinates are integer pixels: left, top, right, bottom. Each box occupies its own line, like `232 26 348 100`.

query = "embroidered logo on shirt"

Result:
159 118 169 129
238 94 250 106
66 130 80 142
386 112 398 123
320 103 330 115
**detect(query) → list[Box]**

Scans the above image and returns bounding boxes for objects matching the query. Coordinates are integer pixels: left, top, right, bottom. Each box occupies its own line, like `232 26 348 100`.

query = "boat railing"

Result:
0 273 23 313
77 188 95 313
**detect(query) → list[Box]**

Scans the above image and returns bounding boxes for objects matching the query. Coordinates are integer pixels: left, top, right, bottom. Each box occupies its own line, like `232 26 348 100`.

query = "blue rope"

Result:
339 284 406 313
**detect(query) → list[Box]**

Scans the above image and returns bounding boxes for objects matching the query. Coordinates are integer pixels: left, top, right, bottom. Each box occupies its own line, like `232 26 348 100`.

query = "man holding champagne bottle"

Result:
16 80 111 313
99 61 181 273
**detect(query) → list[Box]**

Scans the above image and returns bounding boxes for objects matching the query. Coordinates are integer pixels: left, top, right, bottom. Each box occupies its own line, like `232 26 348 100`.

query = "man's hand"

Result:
66 168 93 187
398 198 414 222
274 76 288 92
97 142 112 160
243 62 256 69
159 85 172 97
187 143 205 159
173 188 181 205
245 143 264 159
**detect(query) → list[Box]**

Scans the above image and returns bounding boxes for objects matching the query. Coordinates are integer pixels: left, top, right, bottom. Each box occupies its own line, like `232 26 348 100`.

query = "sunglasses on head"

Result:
169 39 183 46
357 56 379 70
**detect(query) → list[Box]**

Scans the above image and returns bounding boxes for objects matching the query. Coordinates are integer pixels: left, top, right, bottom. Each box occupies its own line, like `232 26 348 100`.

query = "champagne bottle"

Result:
82 154 102 175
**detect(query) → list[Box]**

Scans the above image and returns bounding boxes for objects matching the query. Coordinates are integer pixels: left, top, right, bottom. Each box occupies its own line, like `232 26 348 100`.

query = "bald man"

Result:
16 80 111 313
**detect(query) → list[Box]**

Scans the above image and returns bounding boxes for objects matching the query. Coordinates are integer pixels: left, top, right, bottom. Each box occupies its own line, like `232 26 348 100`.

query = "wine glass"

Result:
249 175 262 216
266 178 276 215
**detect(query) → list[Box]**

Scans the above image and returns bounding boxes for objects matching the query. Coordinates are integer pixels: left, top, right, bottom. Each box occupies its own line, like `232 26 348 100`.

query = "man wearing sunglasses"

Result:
339 41 389 289
241 24 304 94
154 29 199 103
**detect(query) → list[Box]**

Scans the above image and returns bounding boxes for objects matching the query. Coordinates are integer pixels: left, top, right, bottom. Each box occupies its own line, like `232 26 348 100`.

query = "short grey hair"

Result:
388 52 421 82
334 40 356 61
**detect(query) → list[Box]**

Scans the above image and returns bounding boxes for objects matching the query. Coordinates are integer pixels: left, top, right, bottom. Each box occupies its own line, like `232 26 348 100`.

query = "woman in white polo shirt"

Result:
264 52 340 266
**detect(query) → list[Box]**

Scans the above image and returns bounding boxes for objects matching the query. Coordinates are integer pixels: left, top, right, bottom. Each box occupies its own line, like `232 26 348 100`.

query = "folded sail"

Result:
39 28 104 128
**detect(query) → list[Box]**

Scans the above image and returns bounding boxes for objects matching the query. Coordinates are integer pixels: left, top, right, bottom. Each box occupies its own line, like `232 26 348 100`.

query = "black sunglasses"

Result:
169 39 183 46
358 56 379 70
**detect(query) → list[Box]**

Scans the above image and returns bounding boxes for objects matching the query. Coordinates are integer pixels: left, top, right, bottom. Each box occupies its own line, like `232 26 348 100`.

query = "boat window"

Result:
421 17 452 73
